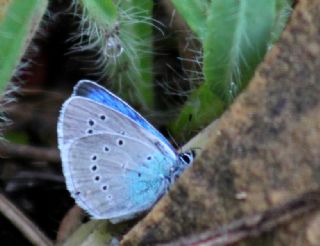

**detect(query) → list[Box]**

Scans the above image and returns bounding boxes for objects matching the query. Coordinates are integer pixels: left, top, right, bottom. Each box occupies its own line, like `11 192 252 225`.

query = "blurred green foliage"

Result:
0 1 294 243
171 0 292 139
0 0 292 141
75 0 154 110
0 0 47 94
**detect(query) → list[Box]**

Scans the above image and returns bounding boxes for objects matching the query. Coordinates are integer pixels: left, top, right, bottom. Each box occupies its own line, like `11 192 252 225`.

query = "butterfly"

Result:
57 80 195 222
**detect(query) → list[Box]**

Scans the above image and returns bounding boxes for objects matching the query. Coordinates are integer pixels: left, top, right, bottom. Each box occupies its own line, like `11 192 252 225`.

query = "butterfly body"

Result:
57 80 194 222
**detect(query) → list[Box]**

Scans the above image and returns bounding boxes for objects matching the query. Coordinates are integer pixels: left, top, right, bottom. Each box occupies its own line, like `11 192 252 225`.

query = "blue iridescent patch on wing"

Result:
73 80 174 151
126 152 170 206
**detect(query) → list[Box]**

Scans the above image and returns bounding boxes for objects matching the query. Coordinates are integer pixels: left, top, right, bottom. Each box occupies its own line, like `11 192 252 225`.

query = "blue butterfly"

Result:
57 80 195 222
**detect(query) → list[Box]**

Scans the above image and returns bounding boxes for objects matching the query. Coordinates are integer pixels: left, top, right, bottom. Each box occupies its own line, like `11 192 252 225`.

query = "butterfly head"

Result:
165 150 196 186
178 149 196 167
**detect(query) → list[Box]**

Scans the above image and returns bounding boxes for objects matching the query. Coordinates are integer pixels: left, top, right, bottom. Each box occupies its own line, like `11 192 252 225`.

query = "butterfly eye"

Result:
181 154 190 163
147 156 152 161
91 155 97 161
104 146 110 152
94 176 100 182
87 129 93 134
179 151 195 165
102 185 108 191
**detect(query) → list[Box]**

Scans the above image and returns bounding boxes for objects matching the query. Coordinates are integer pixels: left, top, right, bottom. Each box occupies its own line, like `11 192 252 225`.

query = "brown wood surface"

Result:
122 0 320 245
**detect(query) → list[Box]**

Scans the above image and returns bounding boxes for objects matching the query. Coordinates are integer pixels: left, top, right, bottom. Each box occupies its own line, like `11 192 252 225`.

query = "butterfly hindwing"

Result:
66 133 173 219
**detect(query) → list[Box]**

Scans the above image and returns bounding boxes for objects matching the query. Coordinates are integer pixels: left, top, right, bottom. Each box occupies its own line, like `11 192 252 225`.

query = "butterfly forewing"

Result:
72 80 175 151
58 97 176 158
58 96 139 146
66 133 174 219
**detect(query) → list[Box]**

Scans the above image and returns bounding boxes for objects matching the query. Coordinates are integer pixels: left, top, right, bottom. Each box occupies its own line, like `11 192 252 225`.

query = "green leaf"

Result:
120 0 154 109
171 87 224 137
0 0 48 93
172 0 278 139
171 0 210 39
62 221 112 246
204 0 276 102
62 220 129 246
80 0 117 26
270 0 292 44
103 0 154 110
77 0 154 110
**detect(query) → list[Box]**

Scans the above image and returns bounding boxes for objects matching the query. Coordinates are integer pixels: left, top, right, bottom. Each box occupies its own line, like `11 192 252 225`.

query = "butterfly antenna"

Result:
190 147 202 156
166 130 179 150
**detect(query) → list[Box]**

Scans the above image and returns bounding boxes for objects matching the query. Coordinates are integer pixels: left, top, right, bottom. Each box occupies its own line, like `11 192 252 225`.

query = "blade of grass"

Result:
0 0 47 93
0 193 53 246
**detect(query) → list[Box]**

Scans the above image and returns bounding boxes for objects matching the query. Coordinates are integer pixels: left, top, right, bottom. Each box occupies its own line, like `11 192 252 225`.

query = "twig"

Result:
5 171 64 193
0 193 53 246
161 189 320 246
0 141 60 162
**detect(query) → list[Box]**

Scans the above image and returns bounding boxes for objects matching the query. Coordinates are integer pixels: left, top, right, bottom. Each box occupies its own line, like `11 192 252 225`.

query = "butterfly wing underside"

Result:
57 95 178 220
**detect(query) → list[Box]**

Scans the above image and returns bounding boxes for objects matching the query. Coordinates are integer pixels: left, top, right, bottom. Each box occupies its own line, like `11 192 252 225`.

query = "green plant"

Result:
71 0 154 110
170 0 292 139
0 0 47 94
0 0 47 136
